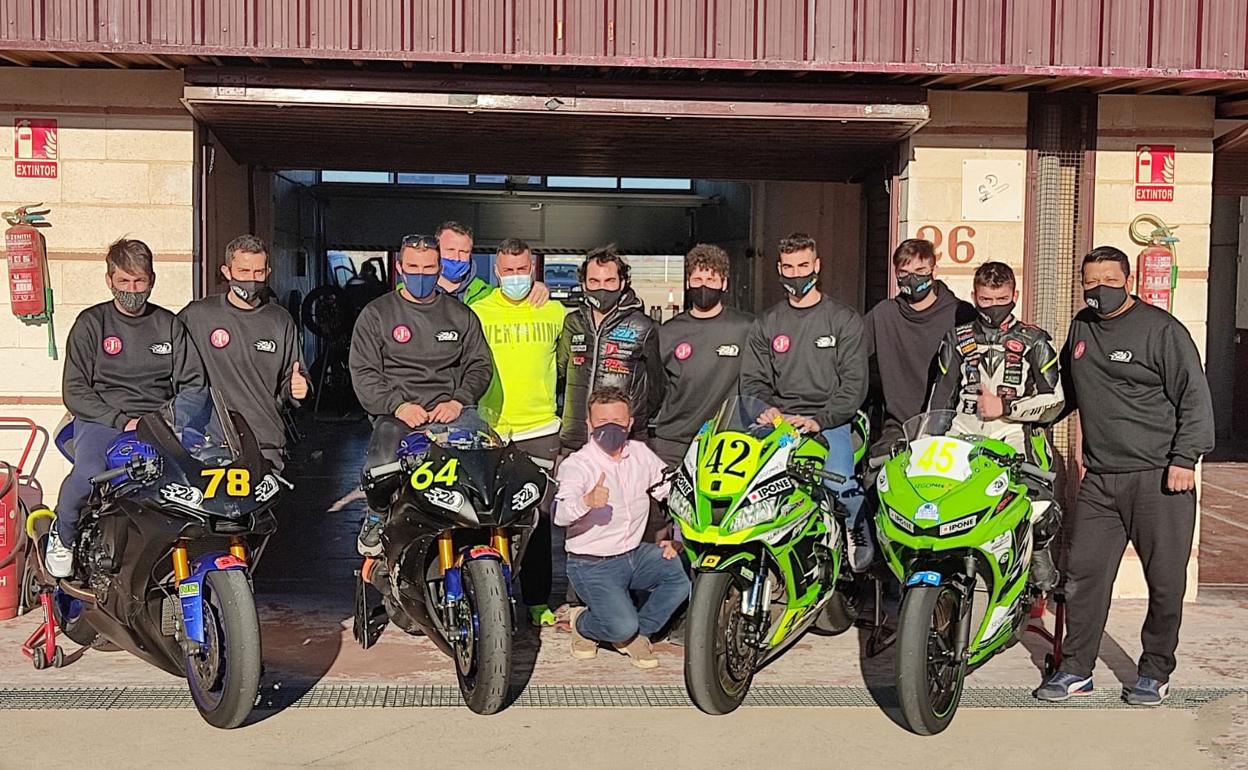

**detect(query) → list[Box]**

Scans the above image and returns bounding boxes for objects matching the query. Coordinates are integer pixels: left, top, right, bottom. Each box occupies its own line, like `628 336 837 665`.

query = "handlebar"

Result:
1019 462 1057 483
972 447 1057 483
361 457 410 485
788 458 847 486
647 466 680 496
89 464 133 485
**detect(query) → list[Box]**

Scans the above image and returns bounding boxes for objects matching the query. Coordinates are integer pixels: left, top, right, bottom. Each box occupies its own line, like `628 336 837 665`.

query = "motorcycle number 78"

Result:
410 458 460 490
200 468 250 498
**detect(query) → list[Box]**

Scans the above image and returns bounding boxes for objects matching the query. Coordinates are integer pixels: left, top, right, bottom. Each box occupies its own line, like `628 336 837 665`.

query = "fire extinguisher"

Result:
1129 213 1179 312
3 204 57 360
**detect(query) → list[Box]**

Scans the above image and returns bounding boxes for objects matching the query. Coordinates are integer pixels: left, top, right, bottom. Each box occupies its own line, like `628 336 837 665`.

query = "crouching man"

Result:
554 386 689 669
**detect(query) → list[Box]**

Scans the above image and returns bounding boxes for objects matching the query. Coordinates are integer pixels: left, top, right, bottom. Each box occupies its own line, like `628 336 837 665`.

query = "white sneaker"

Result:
846 514 875 573
45 530 74 578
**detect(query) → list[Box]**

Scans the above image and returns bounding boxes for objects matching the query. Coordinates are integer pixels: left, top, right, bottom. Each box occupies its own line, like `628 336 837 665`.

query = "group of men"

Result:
48 221 1214 703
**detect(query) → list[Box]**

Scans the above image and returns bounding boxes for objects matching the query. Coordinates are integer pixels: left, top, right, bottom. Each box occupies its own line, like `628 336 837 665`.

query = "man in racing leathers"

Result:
928 261 1065 590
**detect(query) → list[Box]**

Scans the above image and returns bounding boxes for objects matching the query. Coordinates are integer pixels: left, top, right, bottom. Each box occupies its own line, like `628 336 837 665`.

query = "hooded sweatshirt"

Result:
863 281 976 443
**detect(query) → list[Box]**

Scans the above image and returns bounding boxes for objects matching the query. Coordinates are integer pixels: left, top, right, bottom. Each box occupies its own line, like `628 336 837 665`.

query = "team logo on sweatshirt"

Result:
716 345 740 357
149 342 172 356
814 335 836 349
210 328 231 349
1109 349 1134 363
254 339 277 354
102 336 123 356
675 342 692 361
772 334 791 354
436 330 460 342
1073 340 1086 360
392 324 412 343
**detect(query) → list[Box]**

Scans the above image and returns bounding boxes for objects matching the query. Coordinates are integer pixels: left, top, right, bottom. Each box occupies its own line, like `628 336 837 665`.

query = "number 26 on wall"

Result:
915 225 977 264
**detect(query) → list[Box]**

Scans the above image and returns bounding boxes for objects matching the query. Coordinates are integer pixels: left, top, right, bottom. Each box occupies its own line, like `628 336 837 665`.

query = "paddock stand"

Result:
1027 591 1066 675
21 589 64 670
862 577 896 658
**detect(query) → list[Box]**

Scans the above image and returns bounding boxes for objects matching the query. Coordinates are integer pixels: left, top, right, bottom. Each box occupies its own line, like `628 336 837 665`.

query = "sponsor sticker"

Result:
510 482 541 510
149 342 172 356
161 483 204 507
915 502 940 522
747 476 794 504
424 488 464 512
436 330 459 342
814 335 836 349
888 508 915 534
716 344 739 357
254 339 277 354
1005 338 1025 353
1109 349 1133 363
178 582 200 597
938 516 977 536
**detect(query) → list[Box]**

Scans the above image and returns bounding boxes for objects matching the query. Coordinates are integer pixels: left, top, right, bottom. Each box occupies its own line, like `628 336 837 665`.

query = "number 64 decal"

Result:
410 458 460 491
201 468 251 498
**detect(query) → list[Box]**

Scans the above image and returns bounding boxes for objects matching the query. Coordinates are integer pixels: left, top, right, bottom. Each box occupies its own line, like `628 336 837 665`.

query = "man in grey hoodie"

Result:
863 238 976 454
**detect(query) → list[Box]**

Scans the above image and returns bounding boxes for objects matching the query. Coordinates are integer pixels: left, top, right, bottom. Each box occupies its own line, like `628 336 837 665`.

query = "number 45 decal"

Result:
201 468 251 498
410 458 460 491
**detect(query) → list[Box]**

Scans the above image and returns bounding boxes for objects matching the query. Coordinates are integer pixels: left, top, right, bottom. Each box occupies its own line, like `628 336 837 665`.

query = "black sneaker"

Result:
1033 671 1094 702
357 512 385 557
1123 676 1170 706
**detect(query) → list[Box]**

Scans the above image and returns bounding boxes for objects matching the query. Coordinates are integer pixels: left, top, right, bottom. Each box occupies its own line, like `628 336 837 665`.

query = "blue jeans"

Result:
566 543 690 643
821 425 863 519
54 420 122 544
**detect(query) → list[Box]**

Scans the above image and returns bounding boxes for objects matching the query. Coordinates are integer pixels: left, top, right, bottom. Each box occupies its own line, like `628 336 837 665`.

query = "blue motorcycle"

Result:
51 387 282 728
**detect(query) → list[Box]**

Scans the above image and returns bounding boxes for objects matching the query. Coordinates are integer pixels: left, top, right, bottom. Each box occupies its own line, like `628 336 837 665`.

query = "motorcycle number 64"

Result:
200 468 251 498
410 458 460 491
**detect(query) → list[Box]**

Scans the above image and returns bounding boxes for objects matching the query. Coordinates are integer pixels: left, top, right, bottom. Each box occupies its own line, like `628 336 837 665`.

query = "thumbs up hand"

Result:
583 472 610 510
290 361 309 401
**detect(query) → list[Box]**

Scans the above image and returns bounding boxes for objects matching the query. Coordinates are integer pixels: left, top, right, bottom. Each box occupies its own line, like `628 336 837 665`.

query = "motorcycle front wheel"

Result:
895 584 967 736
454 559 512 715
185 570 262 729
684 571 760 715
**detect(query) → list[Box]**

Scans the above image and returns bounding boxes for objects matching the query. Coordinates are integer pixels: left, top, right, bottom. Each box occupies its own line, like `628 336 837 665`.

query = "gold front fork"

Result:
172 539 190 583
437 531 455 574
491 528 511 564
228 536 248 562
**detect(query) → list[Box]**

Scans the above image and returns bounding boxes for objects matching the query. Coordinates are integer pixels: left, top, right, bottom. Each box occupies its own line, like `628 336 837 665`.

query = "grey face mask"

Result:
112 287 151 314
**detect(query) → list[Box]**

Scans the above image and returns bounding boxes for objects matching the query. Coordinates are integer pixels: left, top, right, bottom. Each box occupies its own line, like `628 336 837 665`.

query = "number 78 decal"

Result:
201 468 251 498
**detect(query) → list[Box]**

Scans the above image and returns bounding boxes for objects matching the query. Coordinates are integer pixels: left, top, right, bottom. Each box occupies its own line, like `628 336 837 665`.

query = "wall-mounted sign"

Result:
14 118 58 179
1134 145 1175 202
961 159 1024 222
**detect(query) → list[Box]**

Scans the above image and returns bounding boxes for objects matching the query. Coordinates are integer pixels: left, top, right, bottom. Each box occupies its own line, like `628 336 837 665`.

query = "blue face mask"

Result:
499 274 533 301
400 270 439 299
441 257 472 283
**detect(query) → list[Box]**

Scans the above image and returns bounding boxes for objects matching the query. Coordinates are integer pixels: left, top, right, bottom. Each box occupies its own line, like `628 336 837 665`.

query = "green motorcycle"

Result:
875 409 1055 735
666 396 868 715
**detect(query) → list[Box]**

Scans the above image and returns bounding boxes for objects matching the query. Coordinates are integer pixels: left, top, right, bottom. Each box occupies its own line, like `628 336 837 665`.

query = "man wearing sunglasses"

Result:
349 234 493 556
435 221 551 307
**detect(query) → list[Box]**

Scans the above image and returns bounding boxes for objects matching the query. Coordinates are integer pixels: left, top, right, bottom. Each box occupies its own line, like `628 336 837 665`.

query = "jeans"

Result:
362 416 412 512
566 543 690 643
820 424 864 519
54 420 122 544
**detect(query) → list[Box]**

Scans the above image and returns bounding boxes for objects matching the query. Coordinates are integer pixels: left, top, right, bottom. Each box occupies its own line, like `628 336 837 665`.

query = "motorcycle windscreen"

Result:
138 386 272 519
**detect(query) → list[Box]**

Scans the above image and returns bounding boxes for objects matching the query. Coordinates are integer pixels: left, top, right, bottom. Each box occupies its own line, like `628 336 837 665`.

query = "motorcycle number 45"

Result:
410 458 459 491
907 437 973 481
200 468 251 498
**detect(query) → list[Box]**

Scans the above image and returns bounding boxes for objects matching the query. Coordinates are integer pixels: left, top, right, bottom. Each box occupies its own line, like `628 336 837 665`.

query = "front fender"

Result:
179 552 249 644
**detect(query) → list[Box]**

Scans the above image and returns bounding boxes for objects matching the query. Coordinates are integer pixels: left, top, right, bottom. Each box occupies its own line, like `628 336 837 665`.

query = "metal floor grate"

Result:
1 684 1243 711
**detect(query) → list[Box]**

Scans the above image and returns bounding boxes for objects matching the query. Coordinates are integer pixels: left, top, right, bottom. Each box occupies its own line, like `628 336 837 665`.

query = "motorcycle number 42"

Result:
410 458 460 490
200 468 251 498
907 437 974 481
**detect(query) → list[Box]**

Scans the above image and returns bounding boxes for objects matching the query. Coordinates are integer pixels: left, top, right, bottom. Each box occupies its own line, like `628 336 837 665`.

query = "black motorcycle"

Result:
355 408 545 714
49 387 281 728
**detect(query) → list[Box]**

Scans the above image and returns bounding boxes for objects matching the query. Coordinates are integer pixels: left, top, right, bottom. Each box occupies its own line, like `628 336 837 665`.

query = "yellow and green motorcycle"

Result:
666 396 868 715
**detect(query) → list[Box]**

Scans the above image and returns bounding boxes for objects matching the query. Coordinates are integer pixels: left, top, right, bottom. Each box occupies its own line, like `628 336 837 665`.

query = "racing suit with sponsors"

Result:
929 315 1065 590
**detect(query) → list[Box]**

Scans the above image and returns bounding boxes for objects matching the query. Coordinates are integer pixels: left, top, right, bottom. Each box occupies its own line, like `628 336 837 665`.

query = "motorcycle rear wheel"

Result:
185 570 262 729
454 559 512 715
684 571 759 715
896 584 967 736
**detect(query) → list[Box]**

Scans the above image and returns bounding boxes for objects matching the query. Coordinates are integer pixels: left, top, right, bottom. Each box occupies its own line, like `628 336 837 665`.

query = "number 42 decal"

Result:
201 468 251 498
410 458 460 491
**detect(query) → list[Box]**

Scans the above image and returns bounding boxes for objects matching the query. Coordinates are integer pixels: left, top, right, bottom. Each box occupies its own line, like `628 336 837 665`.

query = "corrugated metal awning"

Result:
183 85 928 181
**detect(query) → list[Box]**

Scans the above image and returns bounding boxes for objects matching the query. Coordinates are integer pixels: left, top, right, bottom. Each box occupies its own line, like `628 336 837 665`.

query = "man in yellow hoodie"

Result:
471 238 567 626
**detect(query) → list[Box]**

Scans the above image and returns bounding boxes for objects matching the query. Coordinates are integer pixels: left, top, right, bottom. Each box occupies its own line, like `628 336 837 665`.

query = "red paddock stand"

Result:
21 590 63 670
1027 592 1066 676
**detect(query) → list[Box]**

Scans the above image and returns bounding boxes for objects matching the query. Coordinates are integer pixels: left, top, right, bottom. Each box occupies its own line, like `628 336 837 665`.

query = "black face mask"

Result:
687 285 724 311
1084 285 1129 316
779 273 817 299
897 273 934 303
585 287 623 312
591 422 630 454
229 279 265 308
977 301 1015 329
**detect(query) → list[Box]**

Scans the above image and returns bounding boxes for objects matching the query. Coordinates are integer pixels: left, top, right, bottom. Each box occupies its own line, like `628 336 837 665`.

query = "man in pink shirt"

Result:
554 386 688 668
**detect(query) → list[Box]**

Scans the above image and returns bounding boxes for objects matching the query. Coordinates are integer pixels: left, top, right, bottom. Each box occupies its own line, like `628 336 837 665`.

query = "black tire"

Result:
185 570 262 729
895 584 967 736
32 648 46 670
52 647 64 668
454 559 512 715
684 571 759 715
